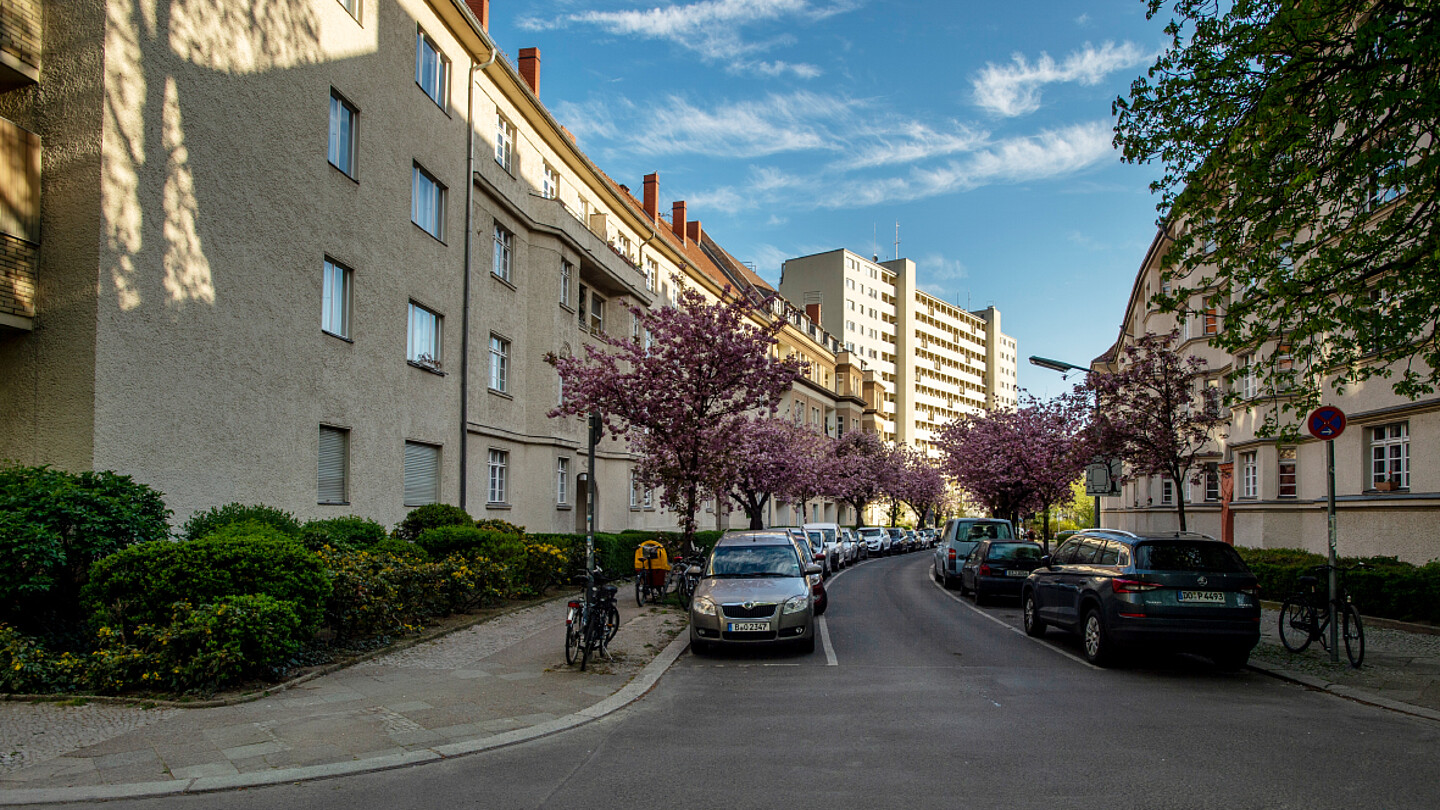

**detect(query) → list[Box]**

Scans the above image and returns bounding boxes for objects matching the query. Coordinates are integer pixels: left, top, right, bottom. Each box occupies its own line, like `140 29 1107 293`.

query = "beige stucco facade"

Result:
1097 227 1440 564
0 0 876 535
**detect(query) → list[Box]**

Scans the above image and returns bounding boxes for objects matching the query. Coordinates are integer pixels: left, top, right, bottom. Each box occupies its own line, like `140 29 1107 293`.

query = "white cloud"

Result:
971 41 1152 117
519 0 860 77
918 252 968 282
1075 13 1091 26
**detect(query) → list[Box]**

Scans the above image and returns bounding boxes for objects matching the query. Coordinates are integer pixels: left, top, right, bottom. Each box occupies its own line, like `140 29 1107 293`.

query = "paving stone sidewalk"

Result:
0 594 688 804
1247 606 1440 721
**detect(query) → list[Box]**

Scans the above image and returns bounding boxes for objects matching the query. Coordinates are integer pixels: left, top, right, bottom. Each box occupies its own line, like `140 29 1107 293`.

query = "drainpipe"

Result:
459 46 497 510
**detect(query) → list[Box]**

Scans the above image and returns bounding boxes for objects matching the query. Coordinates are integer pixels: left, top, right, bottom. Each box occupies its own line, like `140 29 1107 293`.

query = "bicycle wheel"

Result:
564 608 583 666
580 614 597 671
1278 597 1315 653
604 603 620 643
1342 602 1365 668
635 576 645 607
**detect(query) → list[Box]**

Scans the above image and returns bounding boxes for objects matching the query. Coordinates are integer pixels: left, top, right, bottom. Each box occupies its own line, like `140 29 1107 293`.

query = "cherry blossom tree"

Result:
829 431 890 527
723 416 825 530
935 393 1090 531
1086 330 1225 532
889 445 947 528
549 283 804 549
773 427 837 527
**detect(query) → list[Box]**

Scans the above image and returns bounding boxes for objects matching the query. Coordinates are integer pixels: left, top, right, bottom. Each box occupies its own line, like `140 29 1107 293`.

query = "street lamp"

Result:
1028 355 1103 530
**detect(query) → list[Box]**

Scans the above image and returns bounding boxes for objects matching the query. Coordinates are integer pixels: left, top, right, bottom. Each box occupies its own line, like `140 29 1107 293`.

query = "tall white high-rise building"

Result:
780 249 1017 453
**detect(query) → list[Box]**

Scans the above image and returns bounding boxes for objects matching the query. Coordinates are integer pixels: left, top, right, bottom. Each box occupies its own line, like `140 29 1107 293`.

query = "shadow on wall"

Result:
102 0 325 312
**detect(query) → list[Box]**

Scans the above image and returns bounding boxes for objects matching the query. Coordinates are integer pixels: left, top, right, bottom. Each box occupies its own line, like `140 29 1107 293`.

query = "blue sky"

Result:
492 0 1171 399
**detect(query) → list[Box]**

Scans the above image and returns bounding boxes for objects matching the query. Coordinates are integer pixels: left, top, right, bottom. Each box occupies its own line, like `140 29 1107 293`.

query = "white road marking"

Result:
818 616 838 666
927 569 1102 671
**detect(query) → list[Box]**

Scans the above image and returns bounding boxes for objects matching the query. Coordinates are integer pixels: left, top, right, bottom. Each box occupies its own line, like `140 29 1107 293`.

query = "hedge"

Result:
181 502 301 542
299 516 389 551
1237 547 1440 625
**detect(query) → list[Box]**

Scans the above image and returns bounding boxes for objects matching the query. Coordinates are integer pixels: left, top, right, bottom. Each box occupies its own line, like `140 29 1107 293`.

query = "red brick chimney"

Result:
519 48 540 97
805 303 822 323
643 174 659 221
671 201 687 244
466 0 489 31
686 220 703 246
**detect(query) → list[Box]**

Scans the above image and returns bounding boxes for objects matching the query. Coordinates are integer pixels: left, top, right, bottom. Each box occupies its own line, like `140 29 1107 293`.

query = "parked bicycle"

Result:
1278 562 1366 668
635 541 669 606
665 551 706 607
565 567 622 671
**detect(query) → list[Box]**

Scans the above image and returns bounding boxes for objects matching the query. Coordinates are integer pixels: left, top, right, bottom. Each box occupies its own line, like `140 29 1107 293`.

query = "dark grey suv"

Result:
1020 530 1261 668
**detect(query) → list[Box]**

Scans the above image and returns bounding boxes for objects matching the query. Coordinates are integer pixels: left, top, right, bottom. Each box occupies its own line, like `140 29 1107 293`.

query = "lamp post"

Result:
1028 355 1103 529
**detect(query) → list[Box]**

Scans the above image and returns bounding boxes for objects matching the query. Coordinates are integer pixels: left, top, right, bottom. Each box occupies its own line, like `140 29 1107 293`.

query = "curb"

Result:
0 620 691 806
1245 659 1440 724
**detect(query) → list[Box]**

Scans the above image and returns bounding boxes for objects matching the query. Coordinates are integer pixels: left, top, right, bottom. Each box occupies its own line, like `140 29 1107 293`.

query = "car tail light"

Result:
1112 577 1161 594
948 549 956 562
978 564 992 577
1240 585 1260 597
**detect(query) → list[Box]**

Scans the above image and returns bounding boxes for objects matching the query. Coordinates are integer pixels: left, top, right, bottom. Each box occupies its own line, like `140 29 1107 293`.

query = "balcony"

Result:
1 0 41 91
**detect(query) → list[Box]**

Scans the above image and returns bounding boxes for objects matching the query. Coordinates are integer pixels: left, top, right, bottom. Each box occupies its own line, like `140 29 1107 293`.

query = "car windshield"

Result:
860 529 881 538
708 545 802 578
986 543 1042 562
1137 541 1247 573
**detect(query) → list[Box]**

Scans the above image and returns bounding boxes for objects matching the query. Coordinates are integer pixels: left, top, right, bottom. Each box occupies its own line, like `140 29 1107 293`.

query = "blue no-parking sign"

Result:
1307 405 1346 441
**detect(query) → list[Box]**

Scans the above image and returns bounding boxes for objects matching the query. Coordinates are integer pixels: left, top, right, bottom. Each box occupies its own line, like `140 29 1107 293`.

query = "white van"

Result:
803 522 844 573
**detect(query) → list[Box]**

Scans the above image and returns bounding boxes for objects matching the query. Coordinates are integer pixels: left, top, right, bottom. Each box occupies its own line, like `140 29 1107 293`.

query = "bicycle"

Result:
667 552 705 606
635 542 668 606
565 568 622 670
1278 563 1366 668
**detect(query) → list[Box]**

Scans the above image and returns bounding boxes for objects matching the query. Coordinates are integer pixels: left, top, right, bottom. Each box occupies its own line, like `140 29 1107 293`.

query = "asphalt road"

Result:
70 552 1440 810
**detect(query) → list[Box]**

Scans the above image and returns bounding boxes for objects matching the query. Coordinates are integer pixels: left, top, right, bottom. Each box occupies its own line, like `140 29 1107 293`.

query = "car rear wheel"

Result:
1022 592 1047 637
971 585 987 607
1082 607 1113 666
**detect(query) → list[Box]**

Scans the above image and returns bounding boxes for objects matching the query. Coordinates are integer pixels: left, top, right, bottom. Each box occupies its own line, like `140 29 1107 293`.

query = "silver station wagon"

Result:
689 531 823 655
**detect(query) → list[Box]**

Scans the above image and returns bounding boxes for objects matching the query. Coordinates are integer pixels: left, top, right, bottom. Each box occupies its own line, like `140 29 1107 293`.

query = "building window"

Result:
578 284 588 328
556 457 569 505
543 162 559 199
630 470 641 509
415 29 448 107
318 426 349 504
645 258 657 291
1204 462 1220 502
495 112 516 173
1370 423 1409 489
1203 308 1218 335
1238 356 1257 400
407 302 441 369
328 91 357 177
1161 478 1174 505
1240 452 1258 499
589 292 605 334
493 222 513 281
403 441 440 506
560 260 573 306
412 164 446 239
487 449 508 504
489 334 509 392
1278 447 1297 498
643 486 654 509
321 258 352 339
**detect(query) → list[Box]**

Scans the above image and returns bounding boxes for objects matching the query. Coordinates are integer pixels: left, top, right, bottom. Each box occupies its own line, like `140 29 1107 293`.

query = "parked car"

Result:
886 527 909 553
690 530 822 655
840 528 862 563
958 540 1046 605
858 526 890 556
783 533 827 616
803 523 844 571
1020 530 1261 668
933 518 1015 588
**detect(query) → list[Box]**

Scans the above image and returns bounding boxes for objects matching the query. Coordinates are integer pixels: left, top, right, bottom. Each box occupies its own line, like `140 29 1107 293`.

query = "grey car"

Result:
689 531 823 655
933 518 1016 588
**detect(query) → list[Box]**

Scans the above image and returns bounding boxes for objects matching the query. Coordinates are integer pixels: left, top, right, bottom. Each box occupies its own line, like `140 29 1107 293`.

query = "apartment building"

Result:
0 0 867 534
1096 227 1439 564
778 249 1017 454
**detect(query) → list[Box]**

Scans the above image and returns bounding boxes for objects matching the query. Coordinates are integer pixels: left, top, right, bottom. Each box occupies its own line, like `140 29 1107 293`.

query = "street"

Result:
72 553 1440 810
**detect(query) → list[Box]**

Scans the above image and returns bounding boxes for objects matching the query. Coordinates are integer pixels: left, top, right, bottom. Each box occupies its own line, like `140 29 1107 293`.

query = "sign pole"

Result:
586 411 600 593
1307 405 1346 665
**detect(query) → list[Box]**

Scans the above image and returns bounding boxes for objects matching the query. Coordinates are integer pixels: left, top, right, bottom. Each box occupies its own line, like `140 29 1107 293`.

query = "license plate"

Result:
1178 590 1225 604
1006 569 1029 577
727 622 769 632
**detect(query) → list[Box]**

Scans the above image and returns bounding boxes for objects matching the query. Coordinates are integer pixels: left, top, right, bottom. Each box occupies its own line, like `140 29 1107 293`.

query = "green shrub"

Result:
415 526 524 562
391 504 473 543
83 524 331 636
0 465 171 623
318 547 503 643
1237 547 1440 624
372 536 429 559
515 540 570 597
181 502 301 542
0 624 91 694
300 516 388 551
475 518 525 535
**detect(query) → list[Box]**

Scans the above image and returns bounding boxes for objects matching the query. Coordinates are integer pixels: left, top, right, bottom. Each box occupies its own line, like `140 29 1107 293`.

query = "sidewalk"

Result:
0 594 689 806
1247 605 1440 721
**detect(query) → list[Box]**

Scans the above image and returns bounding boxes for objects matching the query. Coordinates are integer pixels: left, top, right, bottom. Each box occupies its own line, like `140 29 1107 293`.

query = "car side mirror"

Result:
804 564 823 576
687 565 702 576
1040 555 1053 568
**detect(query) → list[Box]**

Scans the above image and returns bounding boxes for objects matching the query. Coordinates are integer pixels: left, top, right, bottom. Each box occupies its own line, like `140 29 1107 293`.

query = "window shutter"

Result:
404 441 439 505
318 426 348 504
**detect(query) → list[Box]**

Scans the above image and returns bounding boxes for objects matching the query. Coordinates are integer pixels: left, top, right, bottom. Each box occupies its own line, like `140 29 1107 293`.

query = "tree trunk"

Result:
1173 466 1188 532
